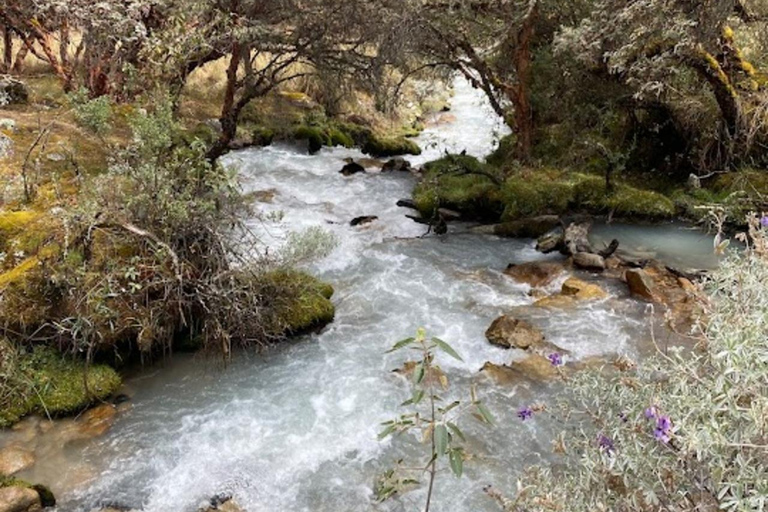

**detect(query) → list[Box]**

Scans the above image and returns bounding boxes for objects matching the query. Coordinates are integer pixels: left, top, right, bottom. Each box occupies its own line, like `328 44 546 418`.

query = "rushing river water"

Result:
3 79 720 512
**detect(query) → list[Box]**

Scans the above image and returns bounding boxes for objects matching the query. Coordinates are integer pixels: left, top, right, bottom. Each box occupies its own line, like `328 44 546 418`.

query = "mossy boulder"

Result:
362 135 421 158
0 346 122 428
500 177 574 221
260 270 335 335
294 125 330 154
571 175 674 219
412 155 504 221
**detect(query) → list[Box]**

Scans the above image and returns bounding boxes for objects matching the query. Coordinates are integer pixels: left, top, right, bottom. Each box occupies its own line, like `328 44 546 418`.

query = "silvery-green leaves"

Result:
508 247 768 511
377 328 493 505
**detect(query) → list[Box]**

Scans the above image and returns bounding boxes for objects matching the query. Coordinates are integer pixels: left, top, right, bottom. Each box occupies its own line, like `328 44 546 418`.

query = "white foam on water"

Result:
3 78 715 512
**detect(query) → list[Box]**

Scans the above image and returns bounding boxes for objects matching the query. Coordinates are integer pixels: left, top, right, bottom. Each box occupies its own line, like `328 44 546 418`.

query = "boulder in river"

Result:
350 216 378 227
0 486 42 512
340 161 366 176
625 268 658 302
0 446 35 476
381 157 413 173
504 261 565 288
572 252 606 271
560 277 608 300
485 316 544 350
396 198 417 210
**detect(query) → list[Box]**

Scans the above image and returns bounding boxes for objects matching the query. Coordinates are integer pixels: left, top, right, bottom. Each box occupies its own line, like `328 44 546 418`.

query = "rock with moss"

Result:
259 270 335 335
0 346 121 428
0 77 29 105
413 155 504 221
362 135 421 158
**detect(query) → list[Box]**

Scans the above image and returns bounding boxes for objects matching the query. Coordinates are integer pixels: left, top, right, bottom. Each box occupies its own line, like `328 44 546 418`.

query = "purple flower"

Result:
761 216 768 228
654 415 672 444
644 406 658 419
598 434 615 454
517 407 534 421
547 353 564 367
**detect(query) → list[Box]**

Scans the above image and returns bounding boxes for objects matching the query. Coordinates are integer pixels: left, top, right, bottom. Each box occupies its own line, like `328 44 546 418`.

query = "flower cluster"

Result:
517 407 533 421
761 215 768 228
644 405 673 443
547 353 564 367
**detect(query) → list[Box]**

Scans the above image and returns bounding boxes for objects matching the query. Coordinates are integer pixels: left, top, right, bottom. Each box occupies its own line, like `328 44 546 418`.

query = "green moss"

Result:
252 126 275 147
362 135 421 158
487 134 516 168
0 346 121 428
501 178 574 220
413 155 504 220
571 175 674 218
328 128 354 148
294 125 331 154
260 270 335 335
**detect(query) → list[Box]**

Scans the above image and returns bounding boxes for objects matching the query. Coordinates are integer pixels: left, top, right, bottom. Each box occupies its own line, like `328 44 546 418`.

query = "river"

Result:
2 79 720 512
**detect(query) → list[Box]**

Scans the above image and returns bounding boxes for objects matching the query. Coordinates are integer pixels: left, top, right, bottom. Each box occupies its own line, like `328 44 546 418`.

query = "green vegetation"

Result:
413 155 676 222
502 217 768 511
0 343 121 428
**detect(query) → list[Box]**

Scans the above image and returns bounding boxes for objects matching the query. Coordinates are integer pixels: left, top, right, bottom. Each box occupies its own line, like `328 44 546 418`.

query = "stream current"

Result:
4 79 720 512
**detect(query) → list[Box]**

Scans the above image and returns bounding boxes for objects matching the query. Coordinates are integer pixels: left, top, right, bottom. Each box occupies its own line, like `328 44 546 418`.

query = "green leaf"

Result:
447 422 466 442
413 362 425 385
412 389 425 405
387 337 415 353
476 402 495 425
440 400 461 415
432 337 463 361
434 424 449 455
378 424 396 440
449 448 464 477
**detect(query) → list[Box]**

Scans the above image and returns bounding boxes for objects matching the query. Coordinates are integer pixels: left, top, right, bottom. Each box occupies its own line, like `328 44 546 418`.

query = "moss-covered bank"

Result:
0 344 121 428
412 155 676 223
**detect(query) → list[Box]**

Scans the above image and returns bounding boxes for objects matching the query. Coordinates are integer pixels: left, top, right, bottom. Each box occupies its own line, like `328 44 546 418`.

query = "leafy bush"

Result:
68 89 113 136
493 214 768 511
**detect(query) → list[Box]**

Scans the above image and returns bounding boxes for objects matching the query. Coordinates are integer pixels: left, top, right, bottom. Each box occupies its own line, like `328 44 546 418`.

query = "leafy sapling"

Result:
376 328 494 511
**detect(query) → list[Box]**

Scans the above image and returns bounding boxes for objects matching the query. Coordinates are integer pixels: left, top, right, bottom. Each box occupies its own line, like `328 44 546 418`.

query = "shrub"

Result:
68 89 113 136
496 214 768 511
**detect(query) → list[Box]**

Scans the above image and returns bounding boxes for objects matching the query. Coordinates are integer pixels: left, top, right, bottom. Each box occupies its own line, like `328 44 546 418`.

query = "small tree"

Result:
376 328 494 511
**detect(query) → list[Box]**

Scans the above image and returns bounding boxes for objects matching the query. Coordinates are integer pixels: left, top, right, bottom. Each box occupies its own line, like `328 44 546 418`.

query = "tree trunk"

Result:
207 44 242 163
1 25 11 73
11 38 28 74
509 0 538 162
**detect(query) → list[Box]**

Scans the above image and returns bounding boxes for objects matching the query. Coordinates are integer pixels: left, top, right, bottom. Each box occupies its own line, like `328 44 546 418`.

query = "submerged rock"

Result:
485 316 544 350
0 486 41 512
560 277 608 300
381 157 413 173
0 447 35 476
396 198 418 210
340 161 365 176
350 216 378 227
76 404 117 438
503 261 565 288
481 355 560 384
